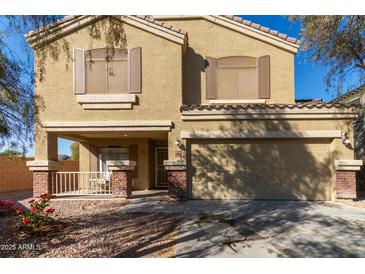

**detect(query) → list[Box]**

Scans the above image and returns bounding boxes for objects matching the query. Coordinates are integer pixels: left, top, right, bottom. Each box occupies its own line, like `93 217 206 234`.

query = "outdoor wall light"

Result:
342 132 351 145
175 139 183 146
174 139 186 152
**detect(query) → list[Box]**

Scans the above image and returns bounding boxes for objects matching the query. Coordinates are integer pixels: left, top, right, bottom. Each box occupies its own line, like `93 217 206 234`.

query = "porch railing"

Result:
50 172 112 196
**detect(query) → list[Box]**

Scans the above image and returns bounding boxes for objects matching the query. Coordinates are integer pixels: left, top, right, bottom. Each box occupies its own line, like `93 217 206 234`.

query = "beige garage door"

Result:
189 139 333 200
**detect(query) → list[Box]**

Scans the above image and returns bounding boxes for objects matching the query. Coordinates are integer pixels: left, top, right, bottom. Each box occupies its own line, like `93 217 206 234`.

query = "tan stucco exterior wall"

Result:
34 130 58 161
160 18 295 105
79 142 90 172
34 18 183 160
181 118 354 160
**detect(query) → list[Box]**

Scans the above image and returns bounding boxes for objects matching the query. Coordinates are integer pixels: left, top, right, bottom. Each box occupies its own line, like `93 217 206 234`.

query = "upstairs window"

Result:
206 55 270 101
73 47 142 95
85 48 128 94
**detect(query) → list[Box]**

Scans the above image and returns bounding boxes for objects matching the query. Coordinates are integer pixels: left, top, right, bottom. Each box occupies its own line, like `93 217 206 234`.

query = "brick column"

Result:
111 170 132 198
164 160 187 200
107 160 136 198
33 172 52 197
335 160 363 199
336 171 357 199
26 161 60 198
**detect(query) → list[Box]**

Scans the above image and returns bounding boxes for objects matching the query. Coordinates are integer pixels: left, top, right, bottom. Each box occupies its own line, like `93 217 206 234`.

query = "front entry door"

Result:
155 147 168 188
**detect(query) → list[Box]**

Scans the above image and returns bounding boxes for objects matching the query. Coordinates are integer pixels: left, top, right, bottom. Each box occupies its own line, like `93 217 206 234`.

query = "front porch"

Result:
27 122 188 200
45 189 168 200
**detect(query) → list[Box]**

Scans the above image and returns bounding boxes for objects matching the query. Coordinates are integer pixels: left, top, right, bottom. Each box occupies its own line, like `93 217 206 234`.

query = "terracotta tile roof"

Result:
26 15 87 39
222 15 301 45
135 15 187 35
27 15 299 49
180 103 358 112
329 84 365 103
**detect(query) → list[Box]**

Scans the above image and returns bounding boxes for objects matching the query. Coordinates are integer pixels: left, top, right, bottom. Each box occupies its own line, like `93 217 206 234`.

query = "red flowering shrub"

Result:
45 208 55 214
23 217 30 225
0 200 15 216
15 194 56 231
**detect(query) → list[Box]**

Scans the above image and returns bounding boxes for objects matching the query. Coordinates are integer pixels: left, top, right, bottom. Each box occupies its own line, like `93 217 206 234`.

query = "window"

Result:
206 55 270 101
74 47 141 95
99 147 129 172
85 48 128 94
216 56 258 100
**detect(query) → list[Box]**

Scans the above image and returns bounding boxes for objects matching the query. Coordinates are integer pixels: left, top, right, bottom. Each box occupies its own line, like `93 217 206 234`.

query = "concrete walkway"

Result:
118 192 184 214
119 199 365 258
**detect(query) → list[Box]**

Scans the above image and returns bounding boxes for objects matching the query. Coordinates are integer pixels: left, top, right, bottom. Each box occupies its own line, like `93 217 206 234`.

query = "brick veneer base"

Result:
336 171 357 199
33 171 52 198
167 170 187 200
112 170 132 198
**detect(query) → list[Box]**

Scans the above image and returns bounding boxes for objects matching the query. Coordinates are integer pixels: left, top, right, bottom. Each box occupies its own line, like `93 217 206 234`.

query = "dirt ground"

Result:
0 192 182 258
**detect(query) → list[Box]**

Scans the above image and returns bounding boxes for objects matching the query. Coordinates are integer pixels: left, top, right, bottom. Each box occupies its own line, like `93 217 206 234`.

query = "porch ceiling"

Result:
58 131 168 142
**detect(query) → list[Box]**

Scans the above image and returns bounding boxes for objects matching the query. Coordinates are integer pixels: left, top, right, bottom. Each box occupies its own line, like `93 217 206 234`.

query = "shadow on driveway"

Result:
176 200 365 258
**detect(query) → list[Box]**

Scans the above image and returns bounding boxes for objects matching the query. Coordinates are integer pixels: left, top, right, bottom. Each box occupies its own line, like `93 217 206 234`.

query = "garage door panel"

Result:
192 167 309 199
189 139 333 200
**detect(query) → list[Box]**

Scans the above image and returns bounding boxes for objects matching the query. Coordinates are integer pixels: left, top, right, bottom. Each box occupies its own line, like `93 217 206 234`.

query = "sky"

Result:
0 15 362 157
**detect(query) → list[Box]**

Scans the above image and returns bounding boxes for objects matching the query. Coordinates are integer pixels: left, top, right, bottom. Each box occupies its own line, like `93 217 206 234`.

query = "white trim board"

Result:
208 99 266 104
43 120 173 132
76 94 136 110
82 103 133 110
26 160 60 171
181 109 358 120
335 159 363 171
181 130 342 139
76 94 136 104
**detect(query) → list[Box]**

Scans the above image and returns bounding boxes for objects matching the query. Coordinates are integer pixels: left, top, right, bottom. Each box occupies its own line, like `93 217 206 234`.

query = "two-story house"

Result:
26 15 362 200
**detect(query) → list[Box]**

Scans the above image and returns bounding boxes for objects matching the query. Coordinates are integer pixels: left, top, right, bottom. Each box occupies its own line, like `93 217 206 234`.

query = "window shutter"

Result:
128 47 142 93
258 55 270 99
129 144 138 178
73 48 85 94
89 144 99 172
206 57 217 99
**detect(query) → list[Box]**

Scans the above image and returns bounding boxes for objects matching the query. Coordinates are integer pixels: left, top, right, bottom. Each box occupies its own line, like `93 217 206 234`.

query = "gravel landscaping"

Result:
0 192 182 258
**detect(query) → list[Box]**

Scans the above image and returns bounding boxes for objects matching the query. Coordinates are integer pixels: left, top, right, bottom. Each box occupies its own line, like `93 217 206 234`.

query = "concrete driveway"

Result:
119 199 365 257
177 200 365 258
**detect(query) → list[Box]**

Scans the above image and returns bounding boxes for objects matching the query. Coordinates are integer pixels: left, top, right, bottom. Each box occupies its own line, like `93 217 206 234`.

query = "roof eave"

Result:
209 16 299 54
154 15 301 53
329 84 365 103
26 15 187 49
